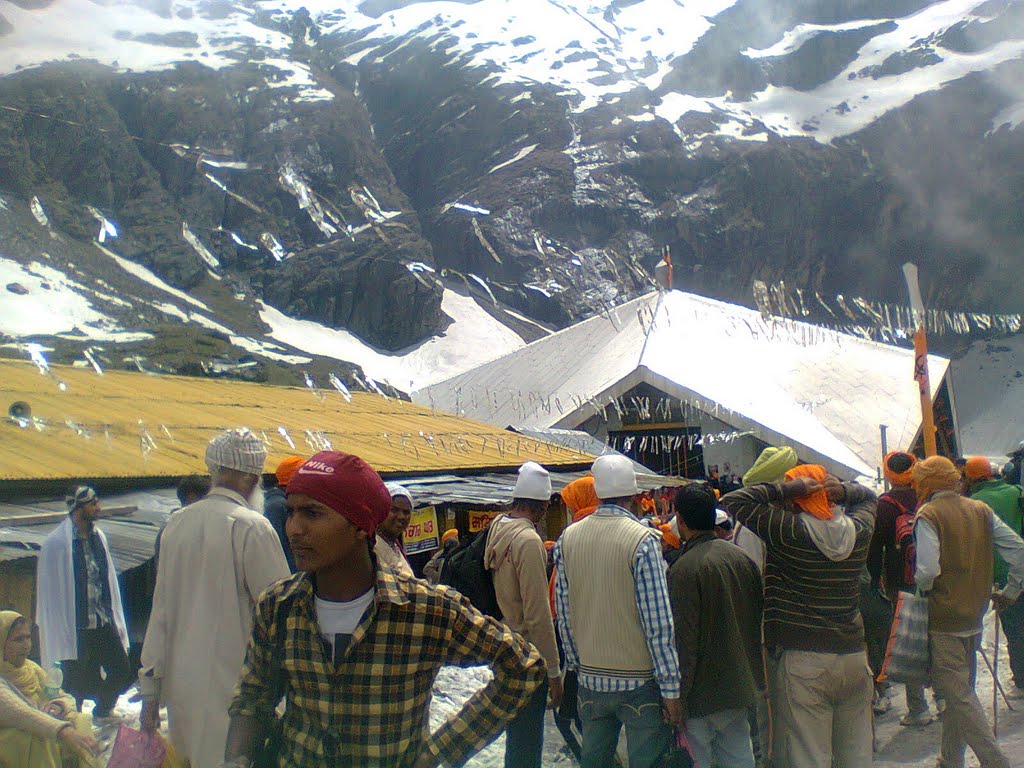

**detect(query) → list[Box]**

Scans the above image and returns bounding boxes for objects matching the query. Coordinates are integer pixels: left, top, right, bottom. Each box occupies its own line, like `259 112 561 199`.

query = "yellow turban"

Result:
913 456 961 503
441 529 459 545
743 446 799 487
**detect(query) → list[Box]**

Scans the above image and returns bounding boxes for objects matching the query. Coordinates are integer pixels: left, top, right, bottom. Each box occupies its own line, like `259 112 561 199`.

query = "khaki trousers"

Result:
772 649 873 768
930 633 1009 768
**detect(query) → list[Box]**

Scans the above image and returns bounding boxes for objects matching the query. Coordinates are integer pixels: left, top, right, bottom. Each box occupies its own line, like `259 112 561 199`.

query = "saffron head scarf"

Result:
883 451 917 487
275 456 306 487
784 464 833 520
743 447 799 487
441 529 459 545
561 476 600 523
913 456 962 503
658 523 681 549
964 456 995 482
0 611 45 705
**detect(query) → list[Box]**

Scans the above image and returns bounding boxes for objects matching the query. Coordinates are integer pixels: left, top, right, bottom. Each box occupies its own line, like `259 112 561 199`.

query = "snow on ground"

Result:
0 256 152 342
259 289 525 391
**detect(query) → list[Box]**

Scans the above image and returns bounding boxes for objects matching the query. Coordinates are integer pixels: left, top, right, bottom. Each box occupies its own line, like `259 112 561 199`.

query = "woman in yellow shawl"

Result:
0 610 99 768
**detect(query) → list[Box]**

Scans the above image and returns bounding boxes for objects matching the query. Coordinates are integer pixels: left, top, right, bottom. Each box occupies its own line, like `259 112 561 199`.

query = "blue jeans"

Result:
686 707 756 768
578 680 673 768
504 678 548 768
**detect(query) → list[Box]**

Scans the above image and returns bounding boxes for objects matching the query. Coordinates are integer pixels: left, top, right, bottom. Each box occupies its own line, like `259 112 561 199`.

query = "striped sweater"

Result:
721 482 876 653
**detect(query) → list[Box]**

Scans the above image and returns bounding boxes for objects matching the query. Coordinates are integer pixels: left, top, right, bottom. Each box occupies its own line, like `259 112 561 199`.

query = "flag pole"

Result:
902 263 938 457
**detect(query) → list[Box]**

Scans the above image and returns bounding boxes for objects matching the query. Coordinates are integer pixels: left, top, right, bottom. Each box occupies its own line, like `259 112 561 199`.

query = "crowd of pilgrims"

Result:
3 427 1024 768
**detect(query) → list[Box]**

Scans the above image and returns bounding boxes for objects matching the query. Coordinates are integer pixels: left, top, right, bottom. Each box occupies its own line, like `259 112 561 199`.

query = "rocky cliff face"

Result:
1 0 1023 388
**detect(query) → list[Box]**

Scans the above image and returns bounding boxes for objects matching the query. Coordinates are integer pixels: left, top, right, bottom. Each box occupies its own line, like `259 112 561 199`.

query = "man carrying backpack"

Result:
966 456 1024 698
484 462 563 768
867 451 933 725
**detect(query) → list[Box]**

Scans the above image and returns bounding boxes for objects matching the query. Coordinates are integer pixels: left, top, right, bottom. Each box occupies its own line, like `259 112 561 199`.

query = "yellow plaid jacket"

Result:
229 564 545 767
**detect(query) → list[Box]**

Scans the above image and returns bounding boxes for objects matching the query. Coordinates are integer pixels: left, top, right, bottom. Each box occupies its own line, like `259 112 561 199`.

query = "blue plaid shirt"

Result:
554 504 681 698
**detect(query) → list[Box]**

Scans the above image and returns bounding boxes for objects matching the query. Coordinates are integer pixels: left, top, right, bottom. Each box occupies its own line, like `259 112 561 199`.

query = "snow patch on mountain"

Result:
0 256 152 341
259 288 525 390
94 243 209 311
633 1 1024 143
3 0 1023 146
0 0 332 102
324 0 739 111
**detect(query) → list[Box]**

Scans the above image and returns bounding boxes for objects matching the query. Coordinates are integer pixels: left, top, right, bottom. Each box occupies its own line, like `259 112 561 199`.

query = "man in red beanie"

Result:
225 451 546 768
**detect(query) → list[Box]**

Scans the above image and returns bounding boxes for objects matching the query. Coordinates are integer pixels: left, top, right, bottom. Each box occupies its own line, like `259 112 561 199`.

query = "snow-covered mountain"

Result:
1 0 1023 391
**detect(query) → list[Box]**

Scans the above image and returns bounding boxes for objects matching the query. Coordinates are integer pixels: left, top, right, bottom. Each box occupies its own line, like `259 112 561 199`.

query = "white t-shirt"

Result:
315 589 374 664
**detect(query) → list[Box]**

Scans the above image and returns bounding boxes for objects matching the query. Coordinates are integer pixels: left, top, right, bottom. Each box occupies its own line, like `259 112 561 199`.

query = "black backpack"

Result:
440 527 503 619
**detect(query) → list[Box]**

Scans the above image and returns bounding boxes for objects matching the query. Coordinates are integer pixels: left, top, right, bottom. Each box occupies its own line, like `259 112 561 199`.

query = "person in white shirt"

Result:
374 483 414 578
138 428 290 768
912 456 1024 768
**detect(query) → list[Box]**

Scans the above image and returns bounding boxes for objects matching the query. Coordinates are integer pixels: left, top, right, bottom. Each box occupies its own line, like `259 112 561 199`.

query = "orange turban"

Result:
658 523 681 549
275 455 306 487
913 456 962 502
562 476 600 523
441 528 459 545
964 457 994 482
544 540 556 552
784 464 833 520
883 451 917 487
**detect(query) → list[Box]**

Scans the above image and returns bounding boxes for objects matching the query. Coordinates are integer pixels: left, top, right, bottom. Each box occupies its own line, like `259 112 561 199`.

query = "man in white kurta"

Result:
139 428 289 768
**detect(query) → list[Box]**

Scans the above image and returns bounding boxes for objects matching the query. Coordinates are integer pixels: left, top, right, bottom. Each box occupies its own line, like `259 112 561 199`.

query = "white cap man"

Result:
139 427 289 768
552 454 683 768
484 461 562 764
375 482 415 578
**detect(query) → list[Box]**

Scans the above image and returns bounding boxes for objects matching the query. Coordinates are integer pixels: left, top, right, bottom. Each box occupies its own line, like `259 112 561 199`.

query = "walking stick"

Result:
979 646 1015 711
994 617 1000 738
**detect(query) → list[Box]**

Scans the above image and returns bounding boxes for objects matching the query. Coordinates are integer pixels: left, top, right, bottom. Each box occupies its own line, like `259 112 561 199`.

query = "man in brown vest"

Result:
913 456 1024 768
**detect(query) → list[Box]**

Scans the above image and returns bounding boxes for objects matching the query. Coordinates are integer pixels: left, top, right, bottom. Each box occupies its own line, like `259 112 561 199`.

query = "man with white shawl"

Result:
36 486 131 719
138 428 289 768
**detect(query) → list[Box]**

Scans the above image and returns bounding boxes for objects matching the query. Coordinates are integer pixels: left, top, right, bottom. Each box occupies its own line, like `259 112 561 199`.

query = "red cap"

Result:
286 451 391 538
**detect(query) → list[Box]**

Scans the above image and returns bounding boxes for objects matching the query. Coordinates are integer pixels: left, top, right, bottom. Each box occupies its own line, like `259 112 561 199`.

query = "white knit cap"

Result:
205 427 267 476
386 482 414 506
513 461 552 501
592 455 639 500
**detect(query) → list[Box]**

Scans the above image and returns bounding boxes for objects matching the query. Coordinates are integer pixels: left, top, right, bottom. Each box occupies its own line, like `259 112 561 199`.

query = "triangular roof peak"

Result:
416 289 950 478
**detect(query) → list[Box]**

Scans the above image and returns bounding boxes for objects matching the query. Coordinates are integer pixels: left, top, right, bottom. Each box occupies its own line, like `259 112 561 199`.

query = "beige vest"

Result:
917 494 994 633
561 512 654 679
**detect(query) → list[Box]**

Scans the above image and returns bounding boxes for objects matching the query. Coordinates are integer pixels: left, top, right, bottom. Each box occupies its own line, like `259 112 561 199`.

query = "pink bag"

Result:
108 723 167 768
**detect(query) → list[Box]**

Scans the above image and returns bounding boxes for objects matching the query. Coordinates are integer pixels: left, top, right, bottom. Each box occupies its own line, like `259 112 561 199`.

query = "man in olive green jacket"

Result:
966 456 1024 696
669 484 763 768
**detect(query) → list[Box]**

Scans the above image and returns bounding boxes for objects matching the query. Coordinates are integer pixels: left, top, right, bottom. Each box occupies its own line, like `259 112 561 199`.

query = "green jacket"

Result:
970 479 1024 585
667 532 764 719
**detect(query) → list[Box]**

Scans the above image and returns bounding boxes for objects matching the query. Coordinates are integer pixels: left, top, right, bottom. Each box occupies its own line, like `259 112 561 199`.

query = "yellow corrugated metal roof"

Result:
0 361 594 481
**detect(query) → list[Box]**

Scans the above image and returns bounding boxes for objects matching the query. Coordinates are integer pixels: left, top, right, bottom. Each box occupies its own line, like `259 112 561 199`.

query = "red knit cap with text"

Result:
286 451 392 538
